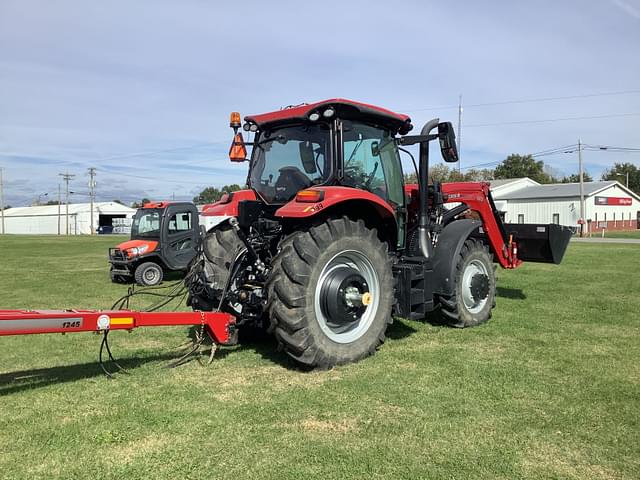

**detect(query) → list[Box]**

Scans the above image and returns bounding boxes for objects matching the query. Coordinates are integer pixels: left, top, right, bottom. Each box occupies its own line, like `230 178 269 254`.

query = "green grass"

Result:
0 235 639 479
599 230 640 239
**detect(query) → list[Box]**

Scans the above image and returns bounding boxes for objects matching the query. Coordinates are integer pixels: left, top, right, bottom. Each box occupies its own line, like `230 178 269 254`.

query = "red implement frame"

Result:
0 309 235 344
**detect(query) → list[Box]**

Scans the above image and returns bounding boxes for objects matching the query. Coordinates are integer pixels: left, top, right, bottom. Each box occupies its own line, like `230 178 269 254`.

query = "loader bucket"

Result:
504 223 573 264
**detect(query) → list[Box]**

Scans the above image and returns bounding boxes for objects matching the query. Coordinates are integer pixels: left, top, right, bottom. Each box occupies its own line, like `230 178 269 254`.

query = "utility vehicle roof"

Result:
244 98 413 135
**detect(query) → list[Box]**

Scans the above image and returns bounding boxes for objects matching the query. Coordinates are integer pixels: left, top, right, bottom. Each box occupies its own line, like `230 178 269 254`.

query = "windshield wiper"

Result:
253 135 287 149
345 138 364 166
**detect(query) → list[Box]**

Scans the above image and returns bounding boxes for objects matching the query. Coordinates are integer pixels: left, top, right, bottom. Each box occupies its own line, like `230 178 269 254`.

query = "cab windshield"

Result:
131 209 161 239
249 124 332 203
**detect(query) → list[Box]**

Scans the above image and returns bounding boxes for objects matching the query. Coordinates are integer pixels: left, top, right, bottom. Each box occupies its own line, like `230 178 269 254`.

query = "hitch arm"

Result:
0 309 236 344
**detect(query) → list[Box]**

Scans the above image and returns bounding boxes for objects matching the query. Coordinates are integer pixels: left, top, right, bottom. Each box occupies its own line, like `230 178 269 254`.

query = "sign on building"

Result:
594 196 632 206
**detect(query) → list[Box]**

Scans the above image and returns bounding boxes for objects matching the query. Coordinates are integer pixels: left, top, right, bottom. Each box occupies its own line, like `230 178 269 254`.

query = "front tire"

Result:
267 217 394 368
439 239 496 327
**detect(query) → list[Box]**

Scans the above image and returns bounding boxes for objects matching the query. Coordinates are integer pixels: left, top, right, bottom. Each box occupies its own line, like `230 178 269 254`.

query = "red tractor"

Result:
183 99 572 369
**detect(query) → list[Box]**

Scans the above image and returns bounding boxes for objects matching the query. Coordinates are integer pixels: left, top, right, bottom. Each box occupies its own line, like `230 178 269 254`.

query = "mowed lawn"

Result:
601 230 640 239
0 235 638 480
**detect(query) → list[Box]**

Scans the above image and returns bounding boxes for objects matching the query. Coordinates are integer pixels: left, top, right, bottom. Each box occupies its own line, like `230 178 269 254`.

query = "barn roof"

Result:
494 181 637 200
3 202 135 217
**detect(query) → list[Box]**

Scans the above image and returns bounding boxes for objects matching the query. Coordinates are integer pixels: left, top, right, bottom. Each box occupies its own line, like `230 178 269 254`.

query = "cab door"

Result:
161 204 200 270
340 121 406 248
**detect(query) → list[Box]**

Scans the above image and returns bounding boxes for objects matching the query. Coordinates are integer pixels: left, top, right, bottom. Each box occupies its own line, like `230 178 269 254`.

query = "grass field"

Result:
599 230 640 239
0 235 639 479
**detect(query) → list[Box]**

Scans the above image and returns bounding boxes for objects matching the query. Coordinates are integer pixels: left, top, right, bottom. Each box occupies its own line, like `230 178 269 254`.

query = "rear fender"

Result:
275 186 398 246
275 186 395 219
432 219 482 296
201 189 257 217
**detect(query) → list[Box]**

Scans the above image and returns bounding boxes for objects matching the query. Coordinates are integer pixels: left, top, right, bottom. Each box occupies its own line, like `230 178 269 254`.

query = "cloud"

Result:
610 0 640 20
0 0 639 206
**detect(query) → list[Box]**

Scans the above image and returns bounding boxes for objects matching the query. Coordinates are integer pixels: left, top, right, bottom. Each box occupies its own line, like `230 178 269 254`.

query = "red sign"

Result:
594 196 632 206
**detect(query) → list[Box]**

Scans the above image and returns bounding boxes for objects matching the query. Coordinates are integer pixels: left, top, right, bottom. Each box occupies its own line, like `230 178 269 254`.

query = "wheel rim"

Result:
314 250 380 344
461 259 489 314
144 266 161 285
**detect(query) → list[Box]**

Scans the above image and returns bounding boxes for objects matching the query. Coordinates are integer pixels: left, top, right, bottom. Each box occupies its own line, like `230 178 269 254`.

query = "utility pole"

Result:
0 167 5 235
578 139 585 237
457 94 463 173
59 172 75 235
57 184 61 235
617 172 629 189
88 168 96 235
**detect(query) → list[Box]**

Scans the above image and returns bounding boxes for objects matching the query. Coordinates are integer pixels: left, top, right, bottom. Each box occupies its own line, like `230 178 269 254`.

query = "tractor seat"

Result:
274 167 312 201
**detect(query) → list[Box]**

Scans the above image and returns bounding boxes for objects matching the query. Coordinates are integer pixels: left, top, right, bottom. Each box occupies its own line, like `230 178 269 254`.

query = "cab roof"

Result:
244 98 413 135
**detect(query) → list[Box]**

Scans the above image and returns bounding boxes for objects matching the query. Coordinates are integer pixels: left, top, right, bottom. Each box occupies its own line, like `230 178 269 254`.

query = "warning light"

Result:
230 112 241 129
229 133 247 162
295 189 324 203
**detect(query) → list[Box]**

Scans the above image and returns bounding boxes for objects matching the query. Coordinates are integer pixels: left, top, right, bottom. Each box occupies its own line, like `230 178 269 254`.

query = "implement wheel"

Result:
267 217 394 368
439 239 496 328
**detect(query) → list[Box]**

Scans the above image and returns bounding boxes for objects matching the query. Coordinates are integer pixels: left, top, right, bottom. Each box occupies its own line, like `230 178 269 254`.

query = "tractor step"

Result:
394 257 434 320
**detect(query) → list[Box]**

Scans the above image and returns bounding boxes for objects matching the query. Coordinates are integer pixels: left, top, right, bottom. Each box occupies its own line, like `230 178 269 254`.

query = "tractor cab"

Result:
222 98 457 252
235 99 413 208
109 201 200 286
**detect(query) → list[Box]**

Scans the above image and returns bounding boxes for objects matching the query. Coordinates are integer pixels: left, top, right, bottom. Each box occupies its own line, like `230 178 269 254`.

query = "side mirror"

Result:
438 122 459 163
299 141 317 174
370 141 380 157
229 133 248 162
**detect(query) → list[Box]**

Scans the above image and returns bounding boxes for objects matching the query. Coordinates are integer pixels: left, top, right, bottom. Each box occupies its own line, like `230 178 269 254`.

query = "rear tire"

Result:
188 222 244 311
134 262 164 287
267 217 394 369
439 239 496 328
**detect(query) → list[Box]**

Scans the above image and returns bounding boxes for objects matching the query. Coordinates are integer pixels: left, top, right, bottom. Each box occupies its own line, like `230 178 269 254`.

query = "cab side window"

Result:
168 212 192 234
342 123 404 207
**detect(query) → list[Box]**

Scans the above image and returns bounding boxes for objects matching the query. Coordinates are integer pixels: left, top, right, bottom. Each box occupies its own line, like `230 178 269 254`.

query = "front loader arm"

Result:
441 182 521 269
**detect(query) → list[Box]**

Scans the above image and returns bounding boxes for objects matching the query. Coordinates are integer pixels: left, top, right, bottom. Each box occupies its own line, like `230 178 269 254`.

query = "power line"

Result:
465 112 640 128
90 141 226 163
400 89 640 112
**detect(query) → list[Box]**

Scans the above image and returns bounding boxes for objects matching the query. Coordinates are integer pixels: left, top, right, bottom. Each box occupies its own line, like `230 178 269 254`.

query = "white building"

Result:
491 178 640 232
2 202 136 235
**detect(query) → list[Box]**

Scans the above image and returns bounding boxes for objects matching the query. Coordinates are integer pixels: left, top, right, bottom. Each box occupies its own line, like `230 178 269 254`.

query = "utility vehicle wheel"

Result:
439 239 496 328
267 217 394 369
134 262 164 287
188 222 244 311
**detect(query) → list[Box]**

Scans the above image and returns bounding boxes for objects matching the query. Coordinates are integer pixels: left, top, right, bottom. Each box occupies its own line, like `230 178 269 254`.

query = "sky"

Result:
1 0 639 207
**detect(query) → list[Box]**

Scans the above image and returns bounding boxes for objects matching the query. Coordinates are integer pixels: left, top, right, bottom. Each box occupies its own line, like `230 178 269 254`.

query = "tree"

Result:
494 154 554 184
464 168 494 182
601 162 640 194
193 184 242 204
0 205 10 211
561 172 593 183
112 199 125 205
45 200 61 205
405 165 495 184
